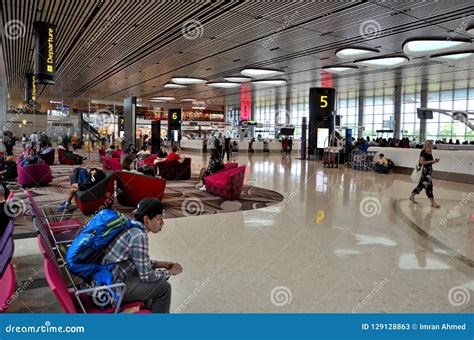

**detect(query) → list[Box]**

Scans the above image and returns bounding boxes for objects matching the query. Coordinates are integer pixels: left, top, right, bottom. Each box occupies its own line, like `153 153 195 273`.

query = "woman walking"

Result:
409 140 441 208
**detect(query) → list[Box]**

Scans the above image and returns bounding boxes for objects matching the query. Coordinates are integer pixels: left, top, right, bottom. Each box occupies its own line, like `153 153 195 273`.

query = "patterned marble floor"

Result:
7 148 474 313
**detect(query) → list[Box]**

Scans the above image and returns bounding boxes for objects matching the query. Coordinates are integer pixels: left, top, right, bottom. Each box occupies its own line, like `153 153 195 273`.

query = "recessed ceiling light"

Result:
430 50 474 61
151 96 175 100
207 81 241 88
171 77 207 84
180 98 197 102
223 76 252 82
164 82 187 88
322 65 359 73
402 37 472 56
354 55 409 67
251 79 287 86
240 68 285 77
335 47 379 59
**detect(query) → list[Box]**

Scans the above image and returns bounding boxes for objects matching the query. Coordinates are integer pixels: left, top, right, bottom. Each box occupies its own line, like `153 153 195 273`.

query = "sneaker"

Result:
199 186 207 192
57 201 69 212
82 157 87 161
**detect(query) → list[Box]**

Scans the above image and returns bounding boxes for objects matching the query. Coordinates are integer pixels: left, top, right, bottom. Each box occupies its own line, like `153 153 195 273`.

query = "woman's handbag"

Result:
410 163 423 183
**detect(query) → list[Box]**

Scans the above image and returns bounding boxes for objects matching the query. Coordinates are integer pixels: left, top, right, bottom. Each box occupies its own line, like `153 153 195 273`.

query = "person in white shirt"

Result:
29 132 38 150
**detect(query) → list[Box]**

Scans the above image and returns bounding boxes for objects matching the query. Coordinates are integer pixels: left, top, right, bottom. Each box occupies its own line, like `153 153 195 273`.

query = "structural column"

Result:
123 96 137 147
285 87 291 125
357 95 364 139
393 78 402 139
419 82 428 143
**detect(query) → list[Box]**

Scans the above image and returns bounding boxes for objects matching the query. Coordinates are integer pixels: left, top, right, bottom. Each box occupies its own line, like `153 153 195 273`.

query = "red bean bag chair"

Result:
156 158 191 180
74 172 115 215
101 156 122 171
58 149 83 165
17 158 53 187
214 162 238 174
38 149 55 165
98 148 105 163
116 171 166 207
205 166 246 200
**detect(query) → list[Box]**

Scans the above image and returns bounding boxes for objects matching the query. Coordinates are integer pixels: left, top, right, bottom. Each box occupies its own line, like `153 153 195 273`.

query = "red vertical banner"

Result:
240 83 251 121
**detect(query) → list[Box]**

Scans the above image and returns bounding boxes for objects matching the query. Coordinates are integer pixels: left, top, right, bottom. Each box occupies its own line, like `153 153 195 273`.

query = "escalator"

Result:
82 119 102 140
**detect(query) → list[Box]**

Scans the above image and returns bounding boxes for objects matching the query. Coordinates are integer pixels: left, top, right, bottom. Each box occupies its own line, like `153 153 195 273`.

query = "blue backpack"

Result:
66 209 143 286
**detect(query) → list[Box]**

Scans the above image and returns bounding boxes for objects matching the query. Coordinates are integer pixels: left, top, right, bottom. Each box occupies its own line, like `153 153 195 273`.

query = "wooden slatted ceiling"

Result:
1 0 474 106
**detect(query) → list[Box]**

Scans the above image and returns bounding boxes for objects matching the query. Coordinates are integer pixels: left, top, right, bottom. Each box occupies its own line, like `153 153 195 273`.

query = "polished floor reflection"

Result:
10 151 474 313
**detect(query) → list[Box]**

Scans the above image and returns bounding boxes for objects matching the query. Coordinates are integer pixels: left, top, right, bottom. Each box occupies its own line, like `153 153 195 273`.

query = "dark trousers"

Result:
412 167 434 198
122 274 172 313
223 147 231 161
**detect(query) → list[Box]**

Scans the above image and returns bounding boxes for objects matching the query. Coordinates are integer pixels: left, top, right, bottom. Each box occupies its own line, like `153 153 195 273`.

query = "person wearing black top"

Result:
409 140 441 208
59 168 106 211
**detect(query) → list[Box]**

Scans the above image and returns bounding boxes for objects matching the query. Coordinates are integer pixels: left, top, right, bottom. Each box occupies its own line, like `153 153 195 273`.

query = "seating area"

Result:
0 220 15 313
116 171 166 207
74 171 116 215
156 157 192 180
58 149 84 165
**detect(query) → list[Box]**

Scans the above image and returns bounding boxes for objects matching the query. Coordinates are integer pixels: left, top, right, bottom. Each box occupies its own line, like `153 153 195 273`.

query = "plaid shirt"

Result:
102 225 170 283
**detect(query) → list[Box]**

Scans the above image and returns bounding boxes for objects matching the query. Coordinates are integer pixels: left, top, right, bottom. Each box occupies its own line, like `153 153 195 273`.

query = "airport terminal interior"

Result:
0 0 472 314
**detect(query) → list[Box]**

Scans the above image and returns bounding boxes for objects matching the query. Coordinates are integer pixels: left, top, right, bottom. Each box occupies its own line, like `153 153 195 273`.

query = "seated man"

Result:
196 149 224 191
41 143 54 155
105 144 116 158
102 198 183 313
59 142 87 162
59 167 106 211
21 149 40 167
374 153 390 174
162 144 184 163
136 145 151 160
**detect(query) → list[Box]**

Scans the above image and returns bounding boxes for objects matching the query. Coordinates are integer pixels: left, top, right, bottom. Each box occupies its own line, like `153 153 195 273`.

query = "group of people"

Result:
354 136 473 149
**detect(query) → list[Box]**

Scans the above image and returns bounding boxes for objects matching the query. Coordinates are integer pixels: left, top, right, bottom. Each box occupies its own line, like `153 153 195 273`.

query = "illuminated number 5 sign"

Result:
320 95 328 108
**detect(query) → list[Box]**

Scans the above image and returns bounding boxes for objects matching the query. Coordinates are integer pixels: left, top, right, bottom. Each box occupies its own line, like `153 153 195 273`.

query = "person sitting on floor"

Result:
21 149 40 167
373 153 390 174
196 148 224 191
58 167 106 211
98 198 182 313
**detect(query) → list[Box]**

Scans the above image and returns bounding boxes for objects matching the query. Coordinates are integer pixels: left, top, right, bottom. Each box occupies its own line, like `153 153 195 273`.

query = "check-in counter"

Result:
368 146 474 183
180 139 204 151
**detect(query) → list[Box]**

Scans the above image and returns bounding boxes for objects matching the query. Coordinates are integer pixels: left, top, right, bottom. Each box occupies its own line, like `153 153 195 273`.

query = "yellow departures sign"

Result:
47 27 54 72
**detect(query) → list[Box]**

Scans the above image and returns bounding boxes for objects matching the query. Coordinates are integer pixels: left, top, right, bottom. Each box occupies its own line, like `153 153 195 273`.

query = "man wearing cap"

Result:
101 198 183 313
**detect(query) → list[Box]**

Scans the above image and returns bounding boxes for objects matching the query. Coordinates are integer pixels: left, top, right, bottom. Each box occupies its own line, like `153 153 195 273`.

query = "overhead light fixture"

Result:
240 68 285 77
171 77 207 84
223 76 252 82
151 96 175 100
402 37 472 56
164 82 187 88
430 50 474 61
322 65 359 73
180 98 197 102
467 25 474 35
354 55 409 67
335 46 379 59
251 79 287 86
207 81 241 88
